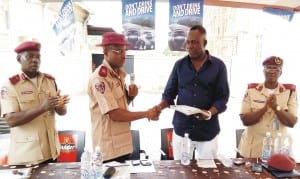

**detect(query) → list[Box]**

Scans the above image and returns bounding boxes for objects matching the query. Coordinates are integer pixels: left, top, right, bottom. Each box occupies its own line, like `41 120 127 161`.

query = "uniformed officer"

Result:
238 56 298 158
88 32 159 163
0 41 70 165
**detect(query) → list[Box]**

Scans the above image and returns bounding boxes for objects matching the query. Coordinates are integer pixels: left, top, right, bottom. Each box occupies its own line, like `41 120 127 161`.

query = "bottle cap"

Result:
95 146 101 152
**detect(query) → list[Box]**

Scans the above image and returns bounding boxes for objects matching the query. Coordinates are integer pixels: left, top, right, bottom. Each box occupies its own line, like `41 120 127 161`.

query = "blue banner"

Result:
122 0 155 50
263 8 294 22
53 0 76 55
168 0 204 51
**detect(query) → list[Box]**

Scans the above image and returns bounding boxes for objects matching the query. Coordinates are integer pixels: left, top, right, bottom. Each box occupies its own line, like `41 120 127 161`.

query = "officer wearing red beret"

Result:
0 41 70 165
88 32 160 162
238 56 298 158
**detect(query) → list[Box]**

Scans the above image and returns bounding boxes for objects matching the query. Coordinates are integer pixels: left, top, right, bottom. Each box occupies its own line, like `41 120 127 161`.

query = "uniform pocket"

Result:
112 86 124 99
19 94 35 102
111 131 132 149
9 135 44 164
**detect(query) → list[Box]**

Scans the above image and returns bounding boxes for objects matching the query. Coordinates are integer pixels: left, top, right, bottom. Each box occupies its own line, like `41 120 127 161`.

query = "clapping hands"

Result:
41 90 70 112
55 90 70 109
266 94 277 110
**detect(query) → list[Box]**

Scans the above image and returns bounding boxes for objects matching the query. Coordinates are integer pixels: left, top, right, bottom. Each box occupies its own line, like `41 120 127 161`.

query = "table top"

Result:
0 159 299 179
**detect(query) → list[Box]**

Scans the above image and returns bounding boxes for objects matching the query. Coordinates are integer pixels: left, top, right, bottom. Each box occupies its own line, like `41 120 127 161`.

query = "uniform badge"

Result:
21 91 33 95
95 82 105 94
1 86 8 99
274 57 282 65
253 100 265 103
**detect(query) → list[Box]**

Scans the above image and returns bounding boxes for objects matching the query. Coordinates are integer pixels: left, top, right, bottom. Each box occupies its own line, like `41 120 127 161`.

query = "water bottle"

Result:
261 132 272 162
281 135 292 156
273 132 283 154
81 147 93 179
92 146 103 179
181 133 191 165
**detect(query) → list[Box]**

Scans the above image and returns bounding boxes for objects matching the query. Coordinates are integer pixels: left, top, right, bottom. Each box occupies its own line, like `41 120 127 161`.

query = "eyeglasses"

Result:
264 66 282 73
110 49 126 55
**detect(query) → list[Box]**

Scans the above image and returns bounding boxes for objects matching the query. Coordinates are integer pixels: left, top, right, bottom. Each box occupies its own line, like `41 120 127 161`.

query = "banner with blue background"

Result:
168 0 204 51
122 0 155 50
53 0 76 55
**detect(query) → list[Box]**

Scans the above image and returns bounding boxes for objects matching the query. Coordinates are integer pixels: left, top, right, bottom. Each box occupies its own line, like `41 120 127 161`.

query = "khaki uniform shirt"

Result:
88 60 132 161
0 72 60 165
238 83 298 158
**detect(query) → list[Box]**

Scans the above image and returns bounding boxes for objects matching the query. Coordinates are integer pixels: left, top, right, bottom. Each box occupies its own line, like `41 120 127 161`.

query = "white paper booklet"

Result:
170 105 209 116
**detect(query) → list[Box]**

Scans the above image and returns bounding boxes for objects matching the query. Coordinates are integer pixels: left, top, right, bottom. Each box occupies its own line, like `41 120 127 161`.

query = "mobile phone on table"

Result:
233 159 245 166
131 160 140 166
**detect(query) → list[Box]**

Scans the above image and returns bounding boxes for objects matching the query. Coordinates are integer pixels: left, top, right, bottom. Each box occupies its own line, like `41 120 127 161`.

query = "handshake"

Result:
145 105 162 121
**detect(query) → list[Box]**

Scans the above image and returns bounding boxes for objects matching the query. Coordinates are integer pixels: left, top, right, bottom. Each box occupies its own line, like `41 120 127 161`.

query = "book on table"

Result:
170 105 209 116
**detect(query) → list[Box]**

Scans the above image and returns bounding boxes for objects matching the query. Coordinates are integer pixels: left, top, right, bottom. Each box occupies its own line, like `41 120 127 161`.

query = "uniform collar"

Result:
259 83 286 96
19 72 42 83
102 60 126 79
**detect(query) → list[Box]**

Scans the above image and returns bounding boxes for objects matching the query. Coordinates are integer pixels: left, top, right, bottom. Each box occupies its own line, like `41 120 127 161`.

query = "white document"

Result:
170 105 209 116
197 159 217 168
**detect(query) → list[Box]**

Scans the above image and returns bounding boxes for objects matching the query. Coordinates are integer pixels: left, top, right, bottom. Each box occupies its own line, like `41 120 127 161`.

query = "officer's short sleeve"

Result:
90 77 119 114
287 89 298 117
1 82 20 117
240 89 251 114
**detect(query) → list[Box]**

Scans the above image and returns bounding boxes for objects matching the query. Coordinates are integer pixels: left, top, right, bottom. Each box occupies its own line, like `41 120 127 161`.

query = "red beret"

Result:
267 154 296 172
14 41 41 53
96 32 130 47
262 56 283 67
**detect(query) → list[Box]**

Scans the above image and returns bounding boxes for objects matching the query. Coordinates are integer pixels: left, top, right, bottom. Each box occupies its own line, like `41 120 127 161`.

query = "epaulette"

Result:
9 74 21 85
248 83 259 89
283 84 296 91
98 66 108 77
248 83 263 91
44 73 55 80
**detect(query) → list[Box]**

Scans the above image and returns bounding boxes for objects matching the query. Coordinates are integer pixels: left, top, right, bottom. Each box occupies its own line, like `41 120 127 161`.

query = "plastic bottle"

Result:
273 132 283 154
92 146 103 179
281 135 292 156
261 132 272 162
181 133 191 165
81 147 93 179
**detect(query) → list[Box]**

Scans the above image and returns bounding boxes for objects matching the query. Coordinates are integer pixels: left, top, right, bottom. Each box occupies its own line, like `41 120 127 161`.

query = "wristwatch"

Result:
276 105 281 111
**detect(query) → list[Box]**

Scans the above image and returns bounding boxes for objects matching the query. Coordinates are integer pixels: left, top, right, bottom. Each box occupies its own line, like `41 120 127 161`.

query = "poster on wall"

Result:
169 0 204 51
122 0 155 50
53 0 76 55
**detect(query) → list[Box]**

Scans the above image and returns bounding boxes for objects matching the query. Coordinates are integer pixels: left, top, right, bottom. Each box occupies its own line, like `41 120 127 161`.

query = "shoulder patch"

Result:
44 73 55 80
9 74 21 85
98 66 108 77
283 83 296 91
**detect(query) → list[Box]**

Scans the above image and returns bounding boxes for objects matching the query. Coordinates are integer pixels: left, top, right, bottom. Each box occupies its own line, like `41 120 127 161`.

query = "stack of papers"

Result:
197 159 217 168
170 105 209 116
